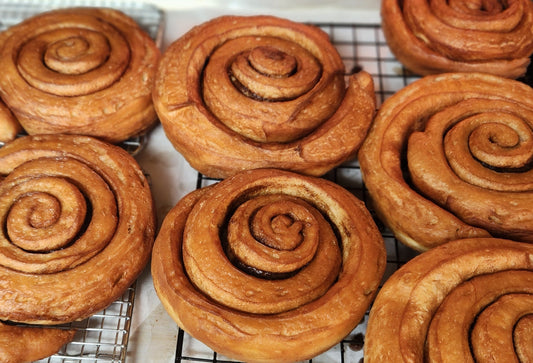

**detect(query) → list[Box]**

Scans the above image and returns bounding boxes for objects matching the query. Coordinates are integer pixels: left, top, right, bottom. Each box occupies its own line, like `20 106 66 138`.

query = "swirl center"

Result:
266 215 303 248
44 33 110 75
228 196 320 275
200 33 346 144
22 193 60 229
227 39 320 102
16 27 129 97
248 46 297 78
468 120 533 170
5 178 87 252
0 156 118 273
251 202 308 251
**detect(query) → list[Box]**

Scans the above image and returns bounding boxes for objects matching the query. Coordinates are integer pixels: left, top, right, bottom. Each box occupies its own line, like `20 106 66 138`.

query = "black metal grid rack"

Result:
174 22 423 363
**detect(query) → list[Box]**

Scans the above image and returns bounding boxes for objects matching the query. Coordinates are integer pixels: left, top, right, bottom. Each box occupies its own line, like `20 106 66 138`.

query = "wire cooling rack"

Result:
38 286 136 363
0 1 164 362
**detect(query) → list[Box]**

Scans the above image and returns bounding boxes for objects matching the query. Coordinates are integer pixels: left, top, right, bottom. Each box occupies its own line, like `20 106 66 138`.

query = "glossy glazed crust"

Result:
381 0 533 78
152 168 385 363
0 7 160 143
364 237 533 363
153 15 376 179
0 100 21 143
358 72 533 251
0 322 75 363
0 134 155 324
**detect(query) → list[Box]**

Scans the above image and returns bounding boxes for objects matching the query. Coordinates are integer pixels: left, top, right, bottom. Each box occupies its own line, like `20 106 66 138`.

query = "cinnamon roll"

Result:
358 72 533 251
0 7 160 143
364 237 533 362
153 15 376 179
0 134 155 324
381 0 533 78
152 168 385 363
0 322 75 362
0 100 21 143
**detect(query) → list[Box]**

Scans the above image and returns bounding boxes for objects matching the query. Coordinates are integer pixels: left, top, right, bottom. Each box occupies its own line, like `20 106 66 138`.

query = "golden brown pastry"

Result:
0 134 155 324
513 315 533 362
364 238 533 363
364 237 533 363
470 293 533 362
381 0 533 78
0 100 21 143
0 7 160 143
0 322 75 363
358 72 533 251
152 168 385 363
153 15 376 179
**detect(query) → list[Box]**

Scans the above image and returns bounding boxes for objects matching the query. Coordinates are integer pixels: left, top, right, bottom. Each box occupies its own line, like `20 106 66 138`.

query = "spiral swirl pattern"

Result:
381 0 533 78
154 15 376 179
365 237 533 363
0 7 160 143
0 134 155 324
359 72 533 251
152 168 385 363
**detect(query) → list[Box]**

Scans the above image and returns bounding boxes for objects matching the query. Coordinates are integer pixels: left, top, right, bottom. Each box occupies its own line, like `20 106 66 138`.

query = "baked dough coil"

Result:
152 168 385 363
0 134 155 324
153 15 376 179
0 322 75 363
364 237 533 363
358 72 533 251
0 7 160 143
0 100 21 144
381 0 533 78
